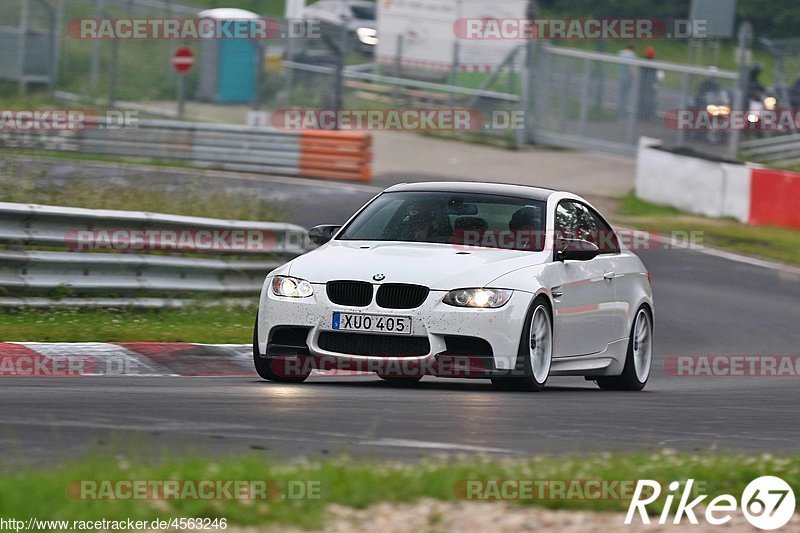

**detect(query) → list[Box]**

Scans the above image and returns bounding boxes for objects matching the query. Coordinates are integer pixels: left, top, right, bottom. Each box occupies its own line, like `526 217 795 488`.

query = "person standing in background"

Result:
638 46 658 120
617 44 636 118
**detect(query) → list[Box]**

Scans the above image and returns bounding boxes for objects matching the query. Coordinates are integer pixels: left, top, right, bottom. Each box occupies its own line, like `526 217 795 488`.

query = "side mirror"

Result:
555 238 599 262
308 224 341 245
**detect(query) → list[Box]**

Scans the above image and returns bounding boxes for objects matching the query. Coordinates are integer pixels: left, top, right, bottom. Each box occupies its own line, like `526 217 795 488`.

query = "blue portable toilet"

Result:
196 8 261 104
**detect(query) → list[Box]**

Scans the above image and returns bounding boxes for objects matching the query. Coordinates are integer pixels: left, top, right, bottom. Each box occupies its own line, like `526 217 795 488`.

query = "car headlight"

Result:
271 276 313 298
356 27 378 45
442 288 513 308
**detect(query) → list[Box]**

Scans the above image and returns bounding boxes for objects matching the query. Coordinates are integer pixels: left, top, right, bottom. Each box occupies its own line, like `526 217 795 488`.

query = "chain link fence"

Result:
4 1 782 160
0 0 62 89
273 29 524 146
530 44 742 160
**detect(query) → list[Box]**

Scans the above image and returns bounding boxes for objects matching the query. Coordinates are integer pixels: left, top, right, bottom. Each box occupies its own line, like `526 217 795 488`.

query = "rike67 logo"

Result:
626 476 796 530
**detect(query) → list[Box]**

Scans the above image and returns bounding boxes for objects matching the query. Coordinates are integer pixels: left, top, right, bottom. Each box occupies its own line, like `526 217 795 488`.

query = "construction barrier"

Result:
299 130 372 182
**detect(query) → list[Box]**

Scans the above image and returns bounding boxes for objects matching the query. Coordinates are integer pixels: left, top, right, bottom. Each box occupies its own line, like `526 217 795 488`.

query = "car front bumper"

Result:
256 279 535 375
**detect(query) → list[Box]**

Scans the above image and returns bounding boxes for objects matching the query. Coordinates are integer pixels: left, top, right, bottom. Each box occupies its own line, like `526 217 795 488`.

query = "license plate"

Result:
332 312 412 335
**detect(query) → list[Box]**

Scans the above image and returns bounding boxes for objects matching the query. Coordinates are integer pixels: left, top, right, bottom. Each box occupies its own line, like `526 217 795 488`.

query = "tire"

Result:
253 316 310 383
491 297 553 392
596 306 652 391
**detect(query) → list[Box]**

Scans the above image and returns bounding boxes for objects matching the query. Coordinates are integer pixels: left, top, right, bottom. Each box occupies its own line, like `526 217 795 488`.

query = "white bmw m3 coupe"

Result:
254 182 654 391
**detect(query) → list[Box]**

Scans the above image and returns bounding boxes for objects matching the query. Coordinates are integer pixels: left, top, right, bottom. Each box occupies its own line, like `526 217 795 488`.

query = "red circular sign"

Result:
172 47 195 75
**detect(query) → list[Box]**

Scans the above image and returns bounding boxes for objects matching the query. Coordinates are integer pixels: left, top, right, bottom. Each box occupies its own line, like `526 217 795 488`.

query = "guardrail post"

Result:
729 22 753 161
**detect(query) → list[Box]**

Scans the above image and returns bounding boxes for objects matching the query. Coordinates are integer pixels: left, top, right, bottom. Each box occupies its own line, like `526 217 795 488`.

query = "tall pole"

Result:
90 0 103 92
253 42 264 111
19 0 30 95
728 22 753 161
33 0 59 98
520 0 541 146
42 0 57 99
108 36 119 107
178 73 186 118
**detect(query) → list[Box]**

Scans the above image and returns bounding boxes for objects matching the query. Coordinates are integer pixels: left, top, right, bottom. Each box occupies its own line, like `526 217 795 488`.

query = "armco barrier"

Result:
0 202 311 306
0 118 372 182
0 202 307 253
739 133 800 166
636 137 800 230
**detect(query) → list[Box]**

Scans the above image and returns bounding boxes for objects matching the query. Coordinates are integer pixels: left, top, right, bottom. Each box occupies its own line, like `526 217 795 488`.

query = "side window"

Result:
555 201 581 240
576 203 620 254
556 201 620 254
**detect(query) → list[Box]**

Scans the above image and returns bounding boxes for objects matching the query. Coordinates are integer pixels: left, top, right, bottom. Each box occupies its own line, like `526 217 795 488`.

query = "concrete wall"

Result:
635 137 752 223
750 169 800 229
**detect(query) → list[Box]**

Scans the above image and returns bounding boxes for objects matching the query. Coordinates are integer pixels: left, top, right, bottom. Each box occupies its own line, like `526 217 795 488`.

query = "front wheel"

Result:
596 307 652 391
491 298 552 392
253 317 310 383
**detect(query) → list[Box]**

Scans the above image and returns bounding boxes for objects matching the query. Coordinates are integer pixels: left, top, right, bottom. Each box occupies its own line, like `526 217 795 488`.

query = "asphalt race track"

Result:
1 175 799 464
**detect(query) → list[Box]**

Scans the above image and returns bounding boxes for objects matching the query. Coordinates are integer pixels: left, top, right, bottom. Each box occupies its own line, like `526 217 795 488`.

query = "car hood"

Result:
285 240 548 289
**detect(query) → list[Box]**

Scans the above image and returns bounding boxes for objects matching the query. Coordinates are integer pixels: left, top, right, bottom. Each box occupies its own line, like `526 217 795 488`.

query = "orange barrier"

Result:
299 130 372 182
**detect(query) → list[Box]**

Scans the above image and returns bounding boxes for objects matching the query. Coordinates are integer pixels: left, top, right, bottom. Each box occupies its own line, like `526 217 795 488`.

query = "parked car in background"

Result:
302 0 377 54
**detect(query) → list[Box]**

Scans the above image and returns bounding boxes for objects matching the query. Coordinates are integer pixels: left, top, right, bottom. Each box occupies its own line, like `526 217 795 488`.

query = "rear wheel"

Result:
596 307 652 391
253 317 310 383
491 298 552 392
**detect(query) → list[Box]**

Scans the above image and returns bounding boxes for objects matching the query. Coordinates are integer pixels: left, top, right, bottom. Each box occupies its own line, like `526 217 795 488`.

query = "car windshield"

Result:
350 5 376 20
338 191 546 251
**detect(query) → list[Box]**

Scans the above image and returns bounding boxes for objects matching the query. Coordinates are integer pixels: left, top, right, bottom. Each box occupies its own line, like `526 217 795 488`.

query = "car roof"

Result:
384 181 557 201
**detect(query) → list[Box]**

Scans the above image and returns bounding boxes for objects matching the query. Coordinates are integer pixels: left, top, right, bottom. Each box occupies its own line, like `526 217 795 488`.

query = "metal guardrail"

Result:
0 118 373 182
285 61 521 102
0 202 307 252
0 202 310 306
740 134 800 165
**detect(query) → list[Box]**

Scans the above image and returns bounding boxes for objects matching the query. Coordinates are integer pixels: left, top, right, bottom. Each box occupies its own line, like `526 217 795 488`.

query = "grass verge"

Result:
0 171 283 222
614 193 800 266
0 305 257 343
0 452 797 529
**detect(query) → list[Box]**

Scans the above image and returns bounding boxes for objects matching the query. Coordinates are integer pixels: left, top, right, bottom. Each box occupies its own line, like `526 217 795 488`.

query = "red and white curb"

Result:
0 342 369 378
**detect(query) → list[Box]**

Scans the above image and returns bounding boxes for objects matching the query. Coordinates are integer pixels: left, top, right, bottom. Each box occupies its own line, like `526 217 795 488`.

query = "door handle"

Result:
603 272 616 281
